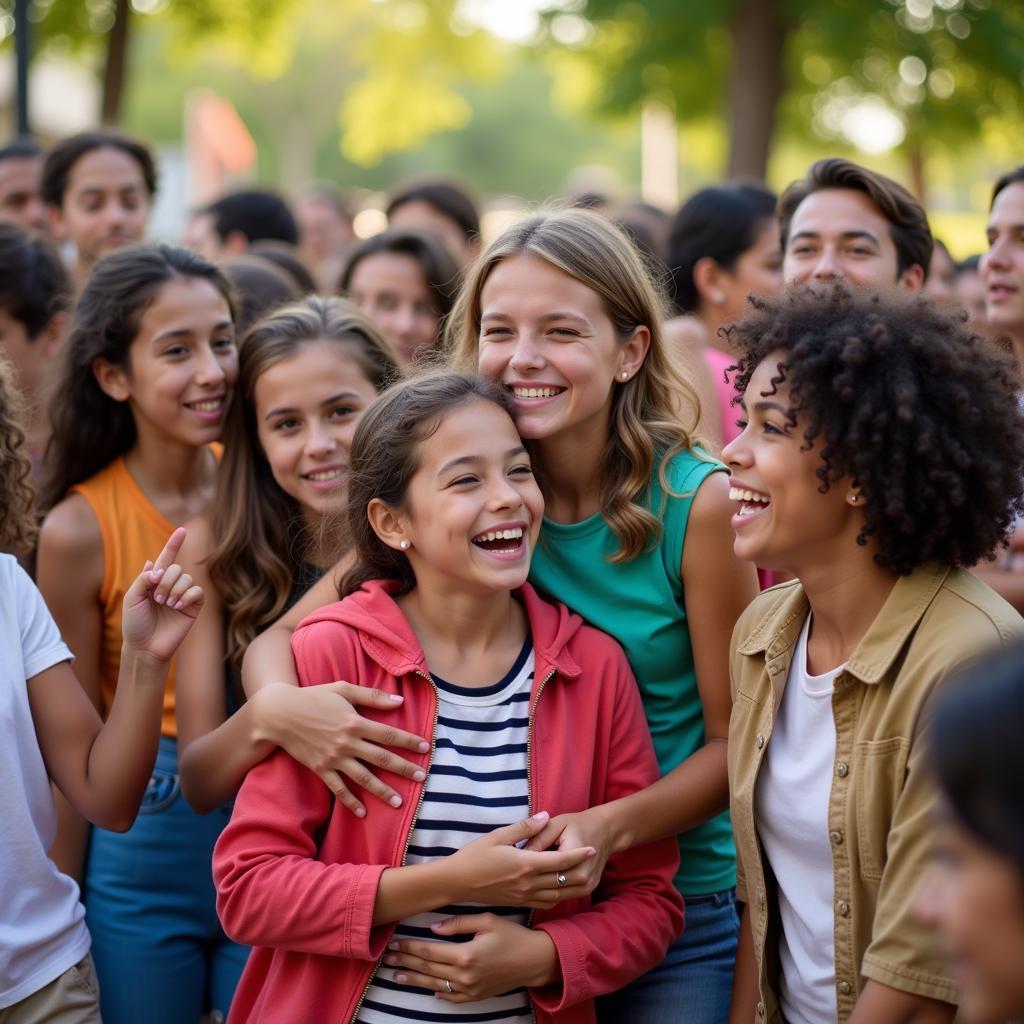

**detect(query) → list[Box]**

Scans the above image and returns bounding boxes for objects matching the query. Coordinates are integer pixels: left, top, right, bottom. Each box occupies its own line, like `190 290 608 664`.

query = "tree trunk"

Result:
907 142 927 206
726 0 789 181
101 0 130 125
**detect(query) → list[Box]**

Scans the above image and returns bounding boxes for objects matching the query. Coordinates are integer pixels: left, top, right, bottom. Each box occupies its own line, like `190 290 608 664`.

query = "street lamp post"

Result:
14 0 30 135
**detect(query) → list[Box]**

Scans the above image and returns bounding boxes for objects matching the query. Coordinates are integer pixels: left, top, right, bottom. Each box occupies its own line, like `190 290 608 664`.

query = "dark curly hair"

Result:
725 285 1024 575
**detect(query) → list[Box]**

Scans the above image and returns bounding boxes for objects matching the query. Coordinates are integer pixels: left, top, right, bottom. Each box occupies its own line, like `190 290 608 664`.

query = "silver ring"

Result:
444 979 455 994
556 872 568 888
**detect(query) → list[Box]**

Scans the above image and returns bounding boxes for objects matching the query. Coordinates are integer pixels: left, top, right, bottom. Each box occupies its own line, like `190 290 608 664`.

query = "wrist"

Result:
591 799 631 854
524 928 560 988
249 683 283 745
119 644 172 680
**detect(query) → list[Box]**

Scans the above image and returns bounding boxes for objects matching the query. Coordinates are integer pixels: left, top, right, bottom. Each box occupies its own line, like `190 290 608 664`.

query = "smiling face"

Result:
914 813 1024 1024
254 341 380 525
476 253 647 449
784 188 920 290
347 252 440 364
982 181 1024 342
52 146 151 269
101 277 237 449
387 398 544 597
721 353 861 573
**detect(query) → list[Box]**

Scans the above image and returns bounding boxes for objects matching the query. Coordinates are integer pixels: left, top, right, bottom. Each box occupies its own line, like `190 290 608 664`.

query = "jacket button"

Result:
756 733 765 749
756 1002 765 1017
759 891 766 909
837 900 849 916
836 761 849 777
838 981 852 995
830 830 843 845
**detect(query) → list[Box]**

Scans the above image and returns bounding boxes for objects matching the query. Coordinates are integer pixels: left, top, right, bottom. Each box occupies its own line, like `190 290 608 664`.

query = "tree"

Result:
548 0 1024 192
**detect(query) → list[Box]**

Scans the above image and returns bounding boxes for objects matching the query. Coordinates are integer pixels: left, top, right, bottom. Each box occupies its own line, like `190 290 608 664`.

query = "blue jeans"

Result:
597 888 740 1024
83 737 249 1024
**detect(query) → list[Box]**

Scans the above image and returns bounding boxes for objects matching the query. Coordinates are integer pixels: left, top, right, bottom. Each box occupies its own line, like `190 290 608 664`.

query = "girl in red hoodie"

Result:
213 371 683 1024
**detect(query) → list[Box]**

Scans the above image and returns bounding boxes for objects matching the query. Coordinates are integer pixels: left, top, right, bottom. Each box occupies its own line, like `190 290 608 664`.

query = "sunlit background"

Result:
4 0 1022 255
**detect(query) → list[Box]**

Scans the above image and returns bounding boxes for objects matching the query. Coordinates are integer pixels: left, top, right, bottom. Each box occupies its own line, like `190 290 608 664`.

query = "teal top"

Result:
529 449 736 897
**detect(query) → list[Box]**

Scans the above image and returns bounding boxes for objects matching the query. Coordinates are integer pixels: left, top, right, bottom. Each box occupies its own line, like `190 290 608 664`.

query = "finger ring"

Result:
556 872 568 888
445 979 455 994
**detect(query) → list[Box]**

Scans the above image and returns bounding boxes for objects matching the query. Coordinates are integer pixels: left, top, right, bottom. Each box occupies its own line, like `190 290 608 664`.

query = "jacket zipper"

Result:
524 665 557 1024
348 670 439 1024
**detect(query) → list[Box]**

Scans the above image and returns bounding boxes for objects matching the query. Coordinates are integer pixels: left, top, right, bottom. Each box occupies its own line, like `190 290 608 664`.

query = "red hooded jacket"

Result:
214 581 683 1023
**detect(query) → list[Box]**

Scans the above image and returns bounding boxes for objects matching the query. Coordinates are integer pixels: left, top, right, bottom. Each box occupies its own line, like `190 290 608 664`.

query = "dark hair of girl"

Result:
210 295 399 666
41 244 234 510
666 184 777 315
340 371 515 598
931 640 1024 876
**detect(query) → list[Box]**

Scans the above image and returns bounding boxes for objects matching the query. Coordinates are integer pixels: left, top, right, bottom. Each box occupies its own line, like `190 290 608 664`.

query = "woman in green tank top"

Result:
445 209 759 1023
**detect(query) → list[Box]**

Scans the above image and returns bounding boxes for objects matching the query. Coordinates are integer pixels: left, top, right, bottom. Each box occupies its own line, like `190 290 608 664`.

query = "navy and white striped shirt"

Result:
357 641 535 1023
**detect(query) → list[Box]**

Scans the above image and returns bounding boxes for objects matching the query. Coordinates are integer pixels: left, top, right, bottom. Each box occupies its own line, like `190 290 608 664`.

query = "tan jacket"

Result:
728 564 1024 1023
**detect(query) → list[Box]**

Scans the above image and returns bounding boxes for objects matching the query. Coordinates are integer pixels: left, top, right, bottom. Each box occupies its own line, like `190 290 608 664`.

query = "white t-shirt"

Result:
755 614 845 1024
0 554 90 1009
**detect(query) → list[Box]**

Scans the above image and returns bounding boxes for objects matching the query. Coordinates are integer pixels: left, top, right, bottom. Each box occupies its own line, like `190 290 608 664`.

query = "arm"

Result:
528 472 758 877
30 529 204 830
847 982 954 1024
728 904 760 1024
239 557 431 815
36 494 106 879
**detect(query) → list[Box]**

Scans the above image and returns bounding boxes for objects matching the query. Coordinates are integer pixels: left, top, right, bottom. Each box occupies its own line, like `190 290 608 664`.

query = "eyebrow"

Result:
438 445 528 475
738 398 791 415
153 320 233 344
789 230 881 246
264 391 364 421
480 311 591 326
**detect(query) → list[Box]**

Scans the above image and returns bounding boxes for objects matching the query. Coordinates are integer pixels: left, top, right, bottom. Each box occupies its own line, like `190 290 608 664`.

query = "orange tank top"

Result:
71 452 219 738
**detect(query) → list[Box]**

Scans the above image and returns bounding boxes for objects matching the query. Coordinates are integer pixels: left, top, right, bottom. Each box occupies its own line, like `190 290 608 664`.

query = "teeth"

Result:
729 486 770 504
474 527 524 543
188 399 222 412
306 468 344 482
513 386 561 399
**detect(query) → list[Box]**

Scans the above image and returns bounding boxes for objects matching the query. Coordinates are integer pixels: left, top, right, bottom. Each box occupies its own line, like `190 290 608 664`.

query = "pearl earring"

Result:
848 494 860 505
399 539 410 550
619 371 628 381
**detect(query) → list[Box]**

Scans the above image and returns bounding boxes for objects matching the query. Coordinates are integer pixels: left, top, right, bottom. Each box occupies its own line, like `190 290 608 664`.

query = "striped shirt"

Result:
357 641 535 1024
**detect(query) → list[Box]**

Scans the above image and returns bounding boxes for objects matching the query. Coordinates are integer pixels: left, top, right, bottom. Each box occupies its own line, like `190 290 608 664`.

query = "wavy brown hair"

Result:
447 208 704 562
209 295 400 666
341 371 516 597
0 356 37 555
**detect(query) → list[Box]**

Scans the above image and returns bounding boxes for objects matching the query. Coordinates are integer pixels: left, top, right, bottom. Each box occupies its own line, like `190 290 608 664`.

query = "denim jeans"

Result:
597 888 740 1024
83 737 249 1024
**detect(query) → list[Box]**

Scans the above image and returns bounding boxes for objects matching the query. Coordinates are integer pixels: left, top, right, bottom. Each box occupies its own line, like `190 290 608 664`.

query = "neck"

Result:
124 429 215 521
696 302 733 352
796 551 898 673
300 508 338 570
533 414 609 524
400 577 523 662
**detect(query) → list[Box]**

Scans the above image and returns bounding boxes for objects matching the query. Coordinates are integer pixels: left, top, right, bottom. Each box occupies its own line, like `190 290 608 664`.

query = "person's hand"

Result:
446 812 596 909
523 806 617 897
253 682 430 816
121 528 204 664
385 914 559 1000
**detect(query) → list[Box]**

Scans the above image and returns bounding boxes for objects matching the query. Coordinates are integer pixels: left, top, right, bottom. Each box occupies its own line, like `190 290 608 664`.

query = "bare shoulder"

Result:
664 315 711 352
39 493 103 563
688 468 733 527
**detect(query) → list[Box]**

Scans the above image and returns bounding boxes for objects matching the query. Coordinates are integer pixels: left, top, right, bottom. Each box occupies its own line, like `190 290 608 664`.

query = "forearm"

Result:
728 904 759 1024
48 791 91 882
76 649 170 830
179 690 277 814
372 858 461 926
847 981 955 1024
598 739 729 853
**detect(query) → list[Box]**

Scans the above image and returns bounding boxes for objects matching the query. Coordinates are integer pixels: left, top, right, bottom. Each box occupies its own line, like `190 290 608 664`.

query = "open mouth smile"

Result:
471 524 527 560
729 485 771 523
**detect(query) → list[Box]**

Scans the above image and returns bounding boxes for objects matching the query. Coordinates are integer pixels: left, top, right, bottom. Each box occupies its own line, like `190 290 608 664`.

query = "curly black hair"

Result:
725 285 1024 575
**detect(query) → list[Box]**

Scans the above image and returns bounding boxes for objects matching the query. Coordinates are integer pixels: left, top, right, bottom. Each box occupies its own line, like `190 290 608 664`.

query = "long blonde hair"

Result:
447 208 703 562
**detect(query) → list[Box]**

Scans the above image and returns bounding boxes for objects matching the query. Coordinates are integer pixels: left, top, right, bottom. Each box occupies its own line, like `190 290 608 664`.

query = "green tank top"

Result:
529 449 736 896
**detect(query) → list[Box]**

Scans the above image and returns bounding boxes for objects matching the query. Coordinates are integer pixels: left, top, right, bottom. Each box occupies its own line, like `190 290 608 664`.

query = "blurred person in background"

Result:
221 255 301 337
925 239 958 309
0 224 72 469
41 130 156 290
780 158 931 292
386 178 481 267
955 255 989 336
247 239 317 295
612 199 671 268
339 228 459 364
665 184 783 448
0 138 50 238
296 182 355 293
914 640 1024 1024
184 189 299 263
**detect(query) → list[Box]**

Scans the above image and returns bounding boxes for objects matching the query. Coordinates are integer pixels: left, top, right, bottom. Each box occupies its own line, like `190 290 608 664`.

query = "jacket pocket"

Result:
853 736 910 882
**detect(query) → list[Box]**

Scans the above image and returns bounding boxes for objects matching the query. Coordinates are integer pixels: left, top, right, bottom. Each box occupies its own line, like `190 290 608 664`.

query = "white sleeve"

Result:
10 559 73 679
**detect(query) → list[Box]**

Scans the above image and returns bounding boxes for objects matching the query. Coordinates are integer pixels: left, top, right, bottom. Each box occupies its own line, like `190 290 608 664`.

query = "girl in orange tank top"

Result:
37 244 248 1024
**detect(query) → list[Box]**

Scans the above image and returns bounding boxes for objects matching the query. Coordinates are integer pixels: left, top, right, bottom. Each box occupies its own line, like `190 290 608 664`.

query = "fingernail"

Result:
354 806 366 818
389 794 402 808
149 569 163 582
412 770 426 782
395 973 407 983
171 600 183 610
388 693 403 702
430 921 444 931
143 561 153 571
417 741 430 753
154 593 165 604
532 811 549 821
387 941 400 951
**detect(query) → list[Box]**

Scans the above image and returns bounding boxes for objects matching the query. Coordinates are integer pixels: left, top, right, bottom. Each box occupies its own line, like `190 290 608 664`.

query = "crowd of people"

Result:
1 125 1024 1024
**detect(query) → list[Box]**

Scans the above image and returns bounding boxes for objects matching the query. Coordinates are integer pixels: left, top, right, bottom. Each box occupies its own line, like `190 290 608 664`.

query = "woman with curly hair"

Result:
723 285 1024 1024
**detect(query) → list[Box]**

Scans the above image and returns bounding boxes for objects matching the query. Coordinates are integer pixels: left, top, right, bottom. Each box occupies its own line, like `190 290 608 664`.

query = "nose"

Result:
194 344 227 387
508 331 544 372
721 430 750 470
811 249 840 281
488 472 525 511
304 420 337 457
26 198 48 234
983 237 1010 272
